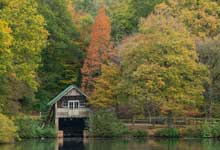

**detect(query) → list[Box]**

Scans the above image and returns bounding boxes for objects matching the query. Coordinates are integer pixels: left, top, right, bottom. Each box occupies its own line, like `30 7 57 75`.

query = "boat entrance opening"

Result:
59 118 86 137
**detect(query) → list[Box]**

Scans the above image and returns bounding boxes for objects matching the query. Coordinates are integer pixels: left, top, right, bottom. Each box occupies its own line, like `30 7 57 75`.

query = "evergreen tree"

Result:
109 0 163 42
36 0 83 111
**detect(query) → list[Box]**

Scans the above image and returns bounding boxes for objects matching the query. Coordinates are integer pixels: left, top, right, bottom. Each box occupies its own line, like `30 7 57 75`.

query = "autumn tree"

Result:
90 64 121 108
154 0 220 118
197 36 220 118
155 0 220 38
0 0 48 89
81 6 111 95
0 0 48 113
0 20 12 112
118 13 208 126
68 0 94 50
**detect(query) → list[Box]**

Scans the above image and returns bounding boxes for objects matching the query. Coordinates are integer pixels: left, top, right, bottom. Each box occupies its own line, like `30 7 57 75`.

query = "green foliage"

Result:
156 0 220 38
14 116 56 138
197 37 220 117
129 130 148 138
180 122 220 138
109 0 163 42
73 0 163 42
90 64 121 108
73 0 99 16
0 0 48 89
181 126 203 138
88 110 128 137
155 128 180 138
0 19 12 112
36 0 84 111
0 113 17 143
0 0 48 113
119 12 208 116
202 121 220 138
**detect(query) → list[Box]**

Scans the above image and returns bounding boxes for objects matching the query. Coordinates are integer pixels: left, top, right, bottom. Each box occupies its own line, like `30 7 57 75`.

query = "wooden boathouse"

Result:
48 85 90 137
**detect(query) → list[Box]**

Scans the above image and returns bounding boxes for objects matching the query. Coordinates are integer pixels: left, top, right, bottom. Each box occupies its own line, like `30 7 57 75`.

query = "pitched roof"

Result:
48 85 88 106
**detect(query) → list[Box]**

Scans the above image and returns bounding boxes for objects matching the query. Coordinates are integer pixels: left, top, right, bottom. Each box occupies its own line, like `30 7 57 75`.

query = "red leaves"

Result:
81 6 111 95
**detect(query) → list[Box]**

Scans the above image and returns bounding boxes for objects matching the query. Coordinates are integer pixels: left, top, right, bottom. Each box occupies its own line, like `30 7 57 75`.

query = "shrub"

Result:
202 121 220 138
130 130 148 138
211 122 220 137
0 113 17 143
180 126 202 138
88 110 128 137
155 128 179 138
14 116 56 139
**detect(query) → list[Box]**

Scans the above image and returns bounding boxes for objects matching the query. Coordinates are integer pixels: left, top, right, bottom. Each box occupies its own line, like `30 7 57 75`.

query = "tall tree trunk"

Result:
207 86 213 118
167 112 173 128
207 73 214 119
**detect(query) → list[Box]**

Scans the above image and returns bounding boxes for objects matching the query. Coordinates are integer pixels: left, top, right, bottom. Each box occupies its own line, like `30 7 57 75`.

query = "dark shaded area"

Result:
59 118 86 137
59 138 85 150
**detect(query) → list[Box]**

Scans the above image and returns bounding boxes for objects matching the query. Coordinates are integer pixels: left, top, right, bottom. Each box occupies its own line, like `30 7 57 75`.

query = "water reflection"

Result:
0 138 220 150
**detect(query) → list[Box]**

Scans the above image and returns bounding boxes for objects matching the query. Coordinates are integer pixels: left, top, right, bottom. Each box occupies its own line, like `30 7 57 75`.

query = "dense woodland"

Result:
1 0 220 122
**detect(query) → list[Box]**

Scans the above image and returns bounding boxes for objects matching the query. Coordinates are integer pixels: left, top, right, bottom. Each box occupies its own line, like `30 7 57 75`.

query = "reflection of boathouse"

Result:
48 85 90 137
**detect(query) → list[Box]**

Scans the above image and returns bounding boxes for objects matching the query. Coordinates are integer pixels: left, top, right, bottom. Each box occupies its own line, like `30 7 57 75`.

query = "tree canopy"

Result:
0 0 48 113
81 6 112 95
36 0 84 111
1 0 220 120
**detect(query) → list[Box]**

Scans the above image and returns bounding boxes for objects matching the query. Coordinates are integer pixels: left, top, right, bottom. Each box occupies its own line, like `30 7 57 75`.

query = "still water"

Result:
0 138 220 150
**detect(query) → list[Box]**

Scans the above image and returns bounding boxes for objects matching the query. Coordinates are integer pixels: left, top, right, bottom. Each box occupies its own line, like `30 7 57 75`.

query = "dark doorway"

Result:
59 118 86 137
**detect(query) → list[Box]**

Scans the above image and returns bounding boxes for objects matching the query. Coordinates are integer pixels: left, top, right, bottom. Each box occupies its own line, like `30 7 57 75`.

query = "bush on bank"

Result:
180 126 203 138
88 110 128 137
129 130 148 138
180 122 220 138
155 128 180 138
201 121 220 138
14 116 56 139
0 113 17 144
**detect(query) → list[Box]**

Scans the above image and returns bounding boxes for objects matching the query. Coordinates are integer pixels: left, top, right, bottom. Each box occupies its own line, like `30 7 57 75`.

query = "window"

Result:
62 101 68 108
68 100 79 109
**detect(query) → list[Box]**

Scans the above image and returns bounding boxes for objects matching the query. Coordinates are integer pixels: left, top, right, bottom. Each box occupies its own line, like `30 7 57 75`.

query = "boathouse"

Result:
48 85 90 137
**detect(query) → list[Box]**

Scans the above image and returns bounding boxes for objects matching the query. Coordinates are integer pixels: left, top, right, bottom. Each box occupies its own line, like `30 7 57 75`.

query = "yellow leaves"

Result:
90 64 121 108
0 0 48 89
0 113 17 143
118 10 209 116
0 20 12 50
156 0 220 38
0 20 13 76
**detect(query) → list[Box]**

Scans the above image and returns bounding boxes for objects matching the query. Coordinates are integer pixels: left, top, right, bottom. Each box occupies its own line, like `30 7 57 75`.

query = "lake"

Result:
0 138 220 150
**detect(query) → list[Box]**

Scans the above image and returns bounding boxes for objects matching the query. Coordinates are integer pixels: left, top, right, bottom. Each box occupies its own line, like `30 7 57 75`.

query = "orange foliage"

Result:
81 6 112 95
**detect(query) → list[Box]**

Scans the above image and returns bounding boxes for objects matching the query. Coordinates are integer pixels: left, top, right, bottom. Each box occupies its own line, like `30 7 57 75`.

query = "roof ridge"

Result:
47 85 88 106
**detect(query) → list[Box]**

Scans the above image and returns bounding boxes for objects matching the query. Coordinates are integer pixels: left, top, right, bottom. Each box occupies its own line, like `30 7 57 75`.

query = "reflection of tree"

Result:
84 139 220 150
1 138 220 150
85 139 129 150
5 139 56 150
202 139 220 150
